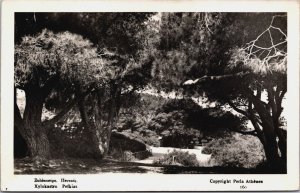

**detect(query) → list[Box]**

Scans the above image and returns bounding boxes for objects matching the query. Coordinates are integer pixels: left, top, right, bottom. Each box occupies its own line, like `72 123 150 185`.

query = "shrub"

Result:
116 129 160 147
201 148 212 154
153 150 199 166
121 151 136 162
108 149 136 161
203 133 265 168
48 122 95 158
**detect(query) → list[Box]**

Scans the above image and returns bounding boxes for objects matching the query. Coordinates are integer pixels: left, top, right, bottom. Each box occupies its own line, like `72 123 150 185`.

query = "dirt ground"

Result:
14 157 278 174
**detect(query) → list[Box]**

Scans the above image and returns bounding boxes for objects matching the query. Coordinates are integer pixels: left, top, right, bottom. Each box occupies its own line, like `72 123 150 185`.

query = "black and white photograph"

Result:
1 0 299 191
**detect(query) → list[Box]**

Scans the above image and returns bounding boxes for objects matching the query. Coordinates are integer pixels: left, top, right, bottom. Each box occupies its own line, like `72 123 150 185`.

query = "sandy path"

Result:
134 146 211 165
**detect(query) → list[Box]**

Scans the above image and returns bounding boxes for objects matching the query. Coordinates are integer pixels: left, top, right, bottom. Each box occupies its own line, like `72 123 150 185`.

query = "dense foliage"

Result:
116 93 245 148
15 29 109 90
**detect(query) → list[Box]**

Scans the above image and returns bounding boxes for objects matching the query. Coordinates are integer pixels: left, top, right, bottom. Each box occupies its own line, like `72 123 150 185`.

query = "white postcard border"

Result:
1 0 299 191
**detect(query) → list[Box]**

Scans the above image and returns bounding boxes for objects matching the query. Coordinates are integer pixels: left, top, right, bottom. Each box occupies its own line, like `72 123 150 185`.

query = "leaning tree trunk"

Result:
21 90 50 161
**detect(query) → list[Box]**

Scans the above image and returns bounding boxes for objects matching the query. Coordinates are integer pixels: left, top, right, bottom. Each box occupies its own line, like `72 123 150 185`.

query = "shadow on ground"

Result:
14 158 285 174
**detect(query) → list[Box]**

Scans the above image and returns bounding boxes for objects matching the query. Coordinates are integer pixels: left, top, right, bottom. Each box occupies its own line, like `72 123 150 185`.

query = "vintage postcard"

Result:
1 0 299 191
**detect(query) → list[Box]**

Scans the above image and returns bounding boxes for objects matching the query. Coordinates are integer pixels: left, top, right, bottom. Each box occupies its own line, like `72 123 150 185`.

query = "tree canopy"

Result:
15 29 110 90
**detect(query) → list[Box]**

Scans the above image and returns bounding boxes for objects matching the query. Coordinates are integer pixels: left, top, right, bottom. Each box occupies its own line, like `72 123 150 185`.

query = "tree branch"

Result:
42 88 92 127
183 72 250 86
245 87 274 127
42 97 80 127
227 100 249 117
274 86 286 120
267 85 277 116
248 110 263 132
228 127 257 137
228 99 262 138
256 86 262 100
279 87 287 103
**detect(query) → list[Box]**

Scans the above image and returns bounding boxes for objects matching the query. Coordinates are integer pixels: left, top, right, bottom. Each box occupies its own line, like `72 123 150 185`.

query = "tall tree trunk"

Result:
78 95 108 159
115 87 122 118
78 85 120 160
256 116 284 171
251 118 283 171
22 90 50 161
267 85 287 162
94 90 112 157
261 129 280 166
105 84 119 155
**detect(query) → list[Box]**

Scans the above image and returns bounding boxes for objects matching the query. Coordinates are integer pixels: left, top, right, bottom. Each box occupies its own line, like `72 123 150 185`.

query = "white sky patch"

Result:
151 12 162 22
16 89 25 117
16 88 56 120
